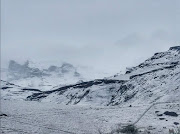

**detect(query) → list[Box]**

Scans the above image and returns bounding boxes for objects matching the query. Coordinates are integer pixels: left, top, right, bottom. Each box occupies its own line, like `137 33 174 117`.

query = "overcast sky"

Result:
1 0 180 74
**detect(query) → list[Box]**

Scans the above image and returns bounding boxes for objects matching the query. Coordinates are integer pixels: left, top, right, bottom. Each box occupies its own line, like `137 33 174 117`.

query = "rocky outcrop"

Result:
8 60 48 79
7 61 80 81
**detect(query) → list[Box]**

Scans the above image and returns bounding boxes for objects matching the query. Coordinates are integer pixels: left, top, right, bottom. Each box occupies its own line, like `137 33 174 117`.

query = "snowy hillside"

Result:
1 80 42 100
26 46 180 106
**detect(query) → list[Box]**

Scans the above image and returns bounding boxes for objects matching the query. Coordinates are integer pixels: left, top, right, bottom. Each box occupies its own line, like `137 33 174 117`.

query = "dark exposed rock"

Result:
150 52 167 60
125 67 134 74
164 111 178 117
0 114 8 117
22 88 42 92
130 64 177 79
124 92 136 102
118 84 134 94
8 60 49 79
74 90 90 104
157 114 163 117
174 122 179 125
1 87 13 90
130 68 164 79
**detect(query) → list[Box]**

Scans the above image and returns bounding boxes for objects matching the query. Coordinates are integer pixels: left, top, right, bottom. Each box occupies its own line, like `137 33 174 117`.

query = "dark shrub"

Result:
119 125 138 134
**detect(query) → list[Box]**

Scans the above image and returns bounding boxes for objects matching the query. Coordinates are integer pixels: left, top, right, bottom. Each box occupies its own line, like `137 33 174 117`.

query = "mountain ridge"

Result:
1 46 180 106
25 46 180 106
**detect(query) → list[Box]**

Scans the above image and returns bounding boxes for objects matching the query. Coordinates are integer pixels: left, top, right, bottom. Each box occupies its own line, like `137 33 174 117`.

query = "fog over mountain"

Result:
1 0 180 73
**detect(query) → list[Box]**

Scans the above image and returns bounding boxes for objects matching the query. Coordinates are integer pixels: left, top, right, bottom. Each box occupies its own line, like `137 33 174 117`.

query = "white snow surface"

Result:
1 100 180 134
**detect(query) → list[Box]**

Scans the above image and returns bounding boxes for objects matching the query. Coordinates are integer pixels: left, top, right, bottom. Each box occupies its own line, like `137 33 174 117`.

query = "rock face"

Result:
8 61 80 77
8 61 79 79
8 60 48 79
5 61 82 90
47 63 78 74
26 46 180 106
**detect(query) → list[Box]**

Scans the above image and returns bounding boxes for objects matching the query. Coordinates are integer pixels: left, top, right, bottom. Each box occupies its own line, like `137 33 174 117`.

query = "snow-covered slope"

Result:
1 80 42 100
27 46 180 106
27 79 126 105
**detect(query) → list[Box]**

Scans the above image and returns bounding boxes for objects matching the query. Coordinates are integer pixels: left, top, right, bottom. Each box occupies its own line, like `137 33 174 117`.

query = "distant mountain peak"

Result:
5 60 82 89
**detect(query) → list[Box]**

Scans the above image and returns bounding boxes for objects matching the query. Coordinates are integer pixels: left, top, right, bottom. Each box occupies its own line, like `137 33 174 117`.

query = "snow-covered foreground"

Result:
1 100 180 134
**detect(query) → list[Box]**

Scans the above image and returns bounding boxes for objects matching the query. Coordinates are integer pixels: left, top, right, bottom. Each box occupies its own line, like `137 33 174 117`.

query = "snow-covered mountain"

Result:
1 46 180 106
1 60 109 91
25 46 180 106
